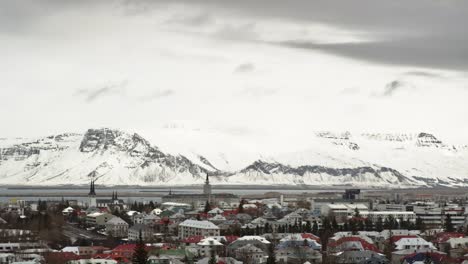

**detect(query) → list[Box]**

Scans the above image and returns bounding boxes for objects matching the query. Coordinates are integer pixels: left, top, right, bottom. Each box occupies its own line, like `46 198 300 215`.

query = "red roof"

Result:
182 235 205 244
97 253 131 264
224 236 239 244
328 237 380 253
45 252 80 262
433 232 465 244
222 210 238 216
301 233 321 242
158 218 173 225
93 253 119 260
113 244 137 252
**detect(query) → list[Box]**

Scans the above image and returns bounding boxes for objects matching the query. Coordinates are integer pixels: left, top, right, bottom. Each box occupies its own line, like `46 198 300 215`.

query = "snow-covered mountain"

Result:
0 128 467 188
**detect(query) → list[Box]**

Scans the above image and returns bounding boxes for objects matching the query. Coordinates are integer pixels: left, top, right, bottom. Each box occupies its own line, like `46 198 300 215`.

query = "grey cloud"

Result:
2 0 468 70
279 37 468 71
166 12 213 26
383 80 405 97
234 63 255 73
213 23 258 41
75 81 128 103
140 89 175 101
403 71 445 79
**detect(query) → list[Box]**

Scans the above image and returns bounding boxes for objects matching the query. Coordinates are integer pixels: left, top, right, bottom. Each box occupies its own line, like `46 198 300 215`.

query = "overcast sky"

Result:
1 0 468 151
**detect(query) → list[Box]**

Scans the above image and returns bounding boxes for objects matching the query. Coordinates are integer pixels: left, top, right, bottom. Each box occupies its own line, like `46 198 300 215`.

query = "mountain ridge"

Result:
0 128 467 188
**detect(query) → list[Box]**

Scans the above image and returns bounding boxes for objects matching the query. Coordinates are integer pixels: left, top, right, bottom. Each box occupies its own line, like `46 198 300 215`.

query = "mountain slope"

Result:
0 128 467 187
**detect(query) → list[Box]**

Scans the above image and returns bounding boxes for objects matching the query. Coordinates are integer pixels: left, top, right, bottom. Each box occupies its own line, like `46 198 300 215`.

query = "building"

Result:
128 224 153 242
105 217 129 238
343 189 361 200
178 220 220 239
203 175 212 200
321 203 368 222
393 237 436 251
227 236 271 256
162 176 239 209
86 212 115 227
360 211 416 223
88 180 97 208
96 191 126 210
197 237 223 257
234 244 267 264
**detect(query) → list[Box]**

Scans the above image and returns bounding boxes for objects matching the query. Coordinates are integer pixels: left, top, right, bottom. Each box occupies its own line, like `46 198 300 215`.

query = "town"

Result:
1 177 468 264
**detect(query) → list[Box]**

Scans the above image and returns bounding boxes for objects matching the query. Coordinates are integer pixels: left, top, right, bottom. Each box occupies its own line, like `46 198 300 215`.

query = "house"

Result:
144 214 162 226
234 244 267 264
178 220 220 239
391 248 444 264
208 215 227 225
332 251 387 264
128 224 153 242
208 208 224 217
197 237 224 257
196 257 242 264
68 259 118 264
86 212 115 227
227 236 270 256
445 237 468 257
327 236 380 254
110 244 137 260
393 237 436 251
276 247 322 264
181 236 205 248
356 254 389 264
61 246 108 257
62 207 75 216
105 217 129 238
401 251 453 264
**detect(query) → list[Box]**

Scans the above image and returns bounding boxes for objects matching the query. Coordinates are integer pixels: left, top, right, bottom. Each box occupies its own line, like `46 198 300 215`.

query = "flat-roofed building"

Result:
178 220 220 239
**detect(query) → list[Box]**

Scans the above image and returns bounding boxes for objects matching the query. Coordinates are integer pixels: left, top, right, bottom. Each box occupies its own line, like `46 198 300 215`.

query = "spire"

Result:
205 174 210 184
115 191 118 200
112 191 115 200
88 179 96 196
169 188 172 195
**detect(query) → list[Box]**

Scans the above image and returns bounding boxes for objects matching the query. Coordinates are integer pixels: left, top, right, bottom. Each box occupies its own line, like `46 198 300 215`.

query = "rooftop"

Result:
179 220 219 229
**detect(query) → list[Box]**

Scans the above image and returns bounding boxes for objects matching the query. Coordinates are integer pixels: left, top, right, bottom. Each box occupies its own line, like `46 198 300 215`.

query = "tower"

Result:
88 180 97 208
203 174 212 200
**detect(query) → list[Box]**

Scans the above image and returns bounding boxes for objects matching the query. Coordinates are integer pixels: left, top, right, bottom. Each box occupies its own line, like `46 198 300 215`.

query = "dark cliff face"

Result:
79 129 122 152
416 132 443 147
0 133 79 162
79 128 215 179
240 160 412 184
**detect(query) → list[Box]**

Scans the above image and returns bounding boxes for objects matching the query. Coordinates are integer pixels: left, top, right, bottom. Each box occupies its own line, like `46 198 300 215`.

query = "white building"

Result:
197 237 223 257
361 211 416 223
105 217 129 238
178 220 220 239
234 244 267 264
394 237 436 251
86 212 114 226
321 203 368 222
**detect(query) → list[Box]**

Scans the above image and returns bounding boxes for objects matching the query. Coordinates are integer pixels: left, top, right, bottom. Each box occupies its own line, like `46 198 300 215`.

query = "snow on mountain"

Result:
0 128 467 187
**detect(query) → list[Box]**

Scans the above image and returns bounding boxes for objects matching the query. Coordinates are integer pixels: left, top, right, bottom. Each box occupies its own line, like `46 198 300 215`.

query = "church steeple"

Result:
88 179 97 208
203 174 211 197
88 180 96 196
